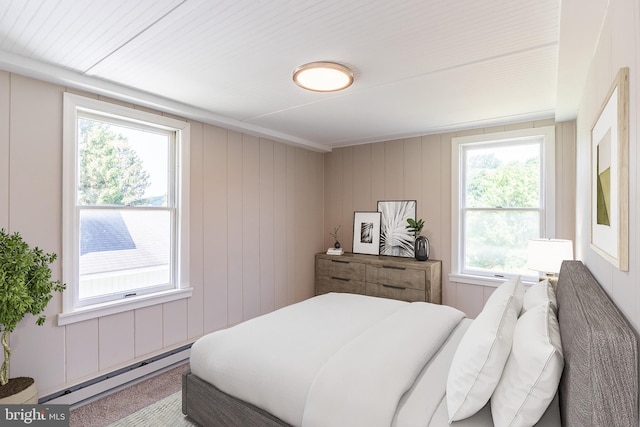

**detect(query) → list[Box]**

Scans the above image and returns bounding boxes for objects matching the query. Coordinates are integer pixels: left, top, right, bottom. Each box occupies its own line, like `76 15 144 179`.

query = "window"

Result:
451 126 555 284
60 94 191 324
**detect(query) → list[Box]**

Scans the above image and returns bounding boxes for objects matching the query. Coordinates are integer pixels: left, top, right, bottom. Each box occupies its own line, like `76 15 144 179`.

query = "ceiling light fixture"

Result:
293 61 354 92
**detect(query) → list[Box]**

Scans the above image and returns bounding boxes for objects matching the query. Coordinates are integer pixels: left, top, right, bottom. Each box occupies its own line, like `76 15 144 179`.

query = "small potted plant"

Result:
406 218 429 261
0 229 65 403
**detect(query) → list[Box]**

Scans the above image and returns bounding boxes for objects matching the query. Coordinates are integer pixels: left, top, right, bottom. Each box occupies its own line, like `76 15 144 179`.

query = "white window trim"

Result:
60 93 191 325
449 126 556 287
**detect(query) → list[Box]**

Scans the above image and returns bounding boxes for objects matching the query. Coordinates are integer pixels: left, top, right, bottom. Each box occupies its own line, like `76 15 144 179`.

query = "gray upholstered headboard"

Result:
556 261 639 426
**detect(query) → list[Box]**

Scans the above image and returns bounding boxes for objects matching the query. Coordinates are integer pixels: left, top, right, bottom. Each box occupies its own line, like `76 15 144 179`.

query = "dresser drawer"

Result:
316 276 366 295
365 264 426 291
365 283 425 302
316 258 366 281
314 253 441 304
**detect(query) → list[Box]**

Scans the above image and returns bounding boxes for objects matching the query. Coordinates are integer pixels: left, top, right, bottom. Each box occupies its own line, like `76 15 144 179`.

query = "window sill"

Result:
57 287 193 326
448 273 537 288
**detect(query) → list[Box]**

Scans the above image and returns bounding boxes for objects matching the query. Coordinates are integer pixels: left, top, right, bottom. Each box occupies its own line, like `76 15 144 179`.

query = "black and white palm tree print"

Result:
378 200 416 257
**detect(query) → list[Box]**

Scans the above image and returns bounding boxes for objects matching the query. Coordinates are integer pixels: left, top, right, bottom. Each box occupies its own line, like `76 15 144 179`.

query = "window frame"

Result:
59 93 191 325
450 126 556 286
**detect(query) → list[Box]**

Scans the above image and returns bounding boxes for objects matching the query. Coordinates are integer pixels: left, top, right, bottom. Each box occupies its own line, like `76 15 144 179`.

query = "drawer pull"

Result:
383 284 406 290
331 259 350 264
332 276 350 282
382 265 406 270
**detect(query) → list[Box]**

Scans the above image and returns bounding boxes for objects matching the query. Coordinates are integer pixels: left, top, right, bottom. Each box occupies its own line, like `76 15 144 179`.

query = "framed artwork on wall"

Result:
591 67 629 271
377 200 416 257
352 211 381 255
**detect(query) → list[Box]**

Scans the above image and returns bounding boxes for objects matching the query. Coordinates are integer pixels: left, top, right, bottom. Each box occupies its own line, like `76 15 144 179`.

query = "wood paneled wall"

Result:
574 0 640 336
324 120 576 318
0 71 324 396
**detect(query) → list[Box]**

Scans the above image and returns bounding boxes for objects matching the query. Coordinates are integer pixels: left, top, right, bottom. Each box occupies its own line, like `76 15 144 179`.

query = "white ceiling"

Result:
0 0 606 152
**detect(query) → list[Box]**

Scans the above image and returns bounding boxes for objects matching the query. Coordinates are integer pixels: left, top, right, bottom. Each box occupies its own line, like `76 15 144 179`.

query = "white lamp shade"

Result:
527 239 574 274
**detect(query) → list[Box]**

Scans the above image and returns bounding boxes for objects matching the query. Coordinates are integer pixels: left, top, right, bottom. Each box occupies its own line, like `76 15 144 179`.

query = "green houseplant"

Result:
0 229 65 402
406 218 424 237
406 218 430 261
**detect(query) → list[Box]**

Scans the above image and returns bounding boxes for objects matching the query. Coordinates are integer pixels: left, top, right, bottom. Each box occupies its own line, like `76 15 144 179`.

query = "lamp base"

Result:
539 273 559 288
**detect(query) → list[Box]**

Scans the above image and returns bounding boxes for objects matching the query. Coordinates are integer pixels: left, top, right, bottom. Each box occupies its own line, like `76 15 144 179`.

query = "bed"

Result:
182 261 638 426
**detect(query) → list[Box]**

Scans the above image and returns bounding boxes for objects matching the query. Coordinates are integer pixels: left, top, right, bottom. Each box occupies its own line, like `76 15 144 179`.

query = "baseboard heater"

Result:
40 343 192 407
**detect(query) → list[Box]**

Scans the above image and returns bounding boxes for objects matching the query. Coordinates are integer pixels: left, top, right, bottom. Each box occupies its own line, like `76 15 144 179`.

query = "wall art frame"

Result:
377 200 417 257
591 67 629 271
352 211 381 255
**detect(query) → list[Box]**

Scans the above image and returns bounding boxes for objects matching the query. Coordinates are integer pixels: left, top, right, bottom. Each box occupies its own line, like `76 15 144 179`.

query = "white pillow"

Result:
491 302 564 427
446 277 523 421
522 279 557 314
487 275 525 314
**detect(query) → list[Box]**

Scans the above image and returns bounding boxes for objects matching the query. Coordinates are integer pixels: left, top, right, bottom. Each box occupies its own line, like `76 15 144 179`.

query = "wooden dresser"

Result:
315 252 441 304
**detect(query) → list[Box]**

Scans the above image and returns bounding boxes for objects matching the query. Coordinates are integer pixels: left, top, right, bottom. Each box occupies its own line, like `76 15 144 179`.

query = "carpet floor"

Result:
70 362 189 427
106 392 196 427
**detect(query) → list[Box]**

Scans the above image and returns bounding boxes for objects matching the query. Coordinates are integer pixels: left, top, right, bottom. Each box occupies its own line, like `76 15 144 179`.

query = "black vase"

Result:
414 236 429 261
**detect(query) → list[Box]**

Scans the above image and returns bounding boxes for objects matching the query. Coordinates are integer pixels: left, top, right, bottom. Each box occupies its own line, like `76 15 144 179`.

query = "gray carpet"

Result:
106 392 196 427
70 362 188 427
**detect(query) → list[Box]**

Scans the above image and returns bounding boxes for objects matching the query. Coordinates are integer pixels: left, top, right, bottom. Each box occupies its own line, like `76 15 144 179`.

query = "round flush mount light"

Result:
293 61 354 92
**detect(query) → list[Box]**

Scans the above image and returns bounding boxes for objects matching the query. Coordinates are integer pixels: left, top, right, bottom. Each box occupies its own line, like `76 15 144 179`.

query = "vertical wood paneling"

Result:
259 139 275 314
0 71 8 229
294 148 312 301
312 151 325 254
325 150 343 250
98 312 135 371
421 135 442 259
455 283 485 319
341 147 354 252
8 75 66 392
556 121 576 240
273 142 288 309
242 135 261 320
134 305 163 357
352 144 373 211
286 146 296 305
383 141 404 198
371 143 386 209
65 319 99 383
162 299 188 346
574 0 640 332
188 121 204 339
227 131 244 324
325 120 577 315
554 124 565 238
304 150 323 300
403 137 422 203
203 124 228 333
438 134 453 306
4 72 325 397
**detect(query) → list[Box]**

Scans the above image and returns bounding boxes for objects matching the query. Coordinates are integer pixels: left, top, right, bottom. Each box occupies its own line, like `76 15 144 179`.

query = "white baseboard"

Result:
43 346 190 408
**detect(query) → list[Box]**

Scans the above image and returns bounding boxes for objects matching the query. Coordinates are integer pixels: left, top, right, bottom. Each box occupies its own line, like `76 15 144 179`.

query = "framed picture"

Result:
377 200 416 257
591 67 629 271
352 211 381 255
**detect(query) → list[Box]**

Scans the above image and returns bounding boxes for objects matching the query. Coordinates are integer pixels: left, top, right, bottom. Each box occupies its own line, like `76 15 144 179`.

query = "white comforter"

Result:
190 293 465 427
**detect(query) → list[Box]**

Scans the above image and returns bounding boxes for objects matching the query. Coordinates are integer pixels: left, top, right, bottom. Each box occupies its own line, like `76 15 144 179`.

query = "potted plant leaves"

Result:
0 229 65 403
406 218 429 261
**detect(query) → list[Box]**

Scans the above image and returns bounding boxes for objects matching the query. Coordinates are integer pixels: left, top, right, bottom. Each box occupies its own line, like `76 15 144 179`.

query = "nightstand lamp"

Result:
527 238 574 284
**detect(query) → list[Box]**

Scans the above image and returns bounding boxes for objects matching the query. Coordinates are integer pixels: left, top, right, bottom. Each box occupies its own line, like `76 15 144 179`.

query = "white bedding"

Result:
190 292 560 426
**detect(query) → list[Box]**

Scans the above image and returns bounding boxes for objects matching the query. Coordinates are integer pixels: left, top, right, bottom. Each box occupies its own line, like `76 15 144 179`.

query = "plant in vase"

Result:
329 225 341 249
406 218 430 261
0 229 66 403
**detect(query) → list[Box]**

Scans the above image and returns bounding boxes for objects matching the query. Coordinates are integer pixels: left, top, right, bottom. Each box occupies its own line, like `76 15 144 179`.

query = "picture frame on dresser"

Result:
378 200 416 258
352 211 381 255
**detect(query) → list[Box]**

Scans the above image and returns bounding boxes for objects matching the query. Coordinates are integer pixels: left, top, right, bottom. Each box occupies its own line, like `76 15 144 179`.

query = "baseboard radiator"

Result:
40 343 192 407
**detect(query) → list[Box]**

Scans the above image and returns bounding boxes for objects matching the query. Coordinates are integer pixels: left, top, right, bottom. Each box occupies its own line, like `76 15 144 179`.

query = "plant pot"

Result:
414 236 430 261
0 377 38 404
